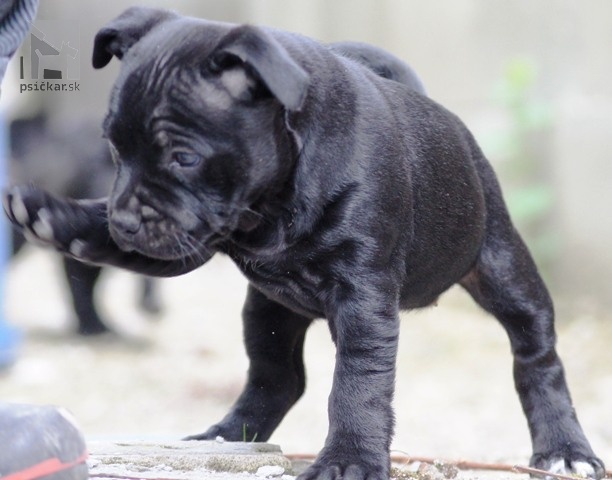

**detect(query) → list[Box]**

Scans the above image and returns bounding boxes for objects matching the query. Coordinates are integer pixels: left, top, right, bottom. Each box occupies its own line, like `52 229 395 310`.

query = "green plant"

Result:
242 423 259 443
483 57 559 280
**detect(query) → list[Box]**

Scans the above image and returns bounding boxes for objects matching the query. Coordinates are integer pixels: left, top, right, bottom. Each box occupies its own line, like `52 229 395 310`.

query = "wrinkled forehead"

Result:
104 18 232 131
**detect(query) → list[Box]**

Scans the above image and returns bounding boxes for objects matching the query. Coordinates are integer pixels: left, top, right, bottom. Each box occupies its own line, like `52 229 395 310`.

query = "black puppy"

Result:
3 7 604 480
9 114 160 334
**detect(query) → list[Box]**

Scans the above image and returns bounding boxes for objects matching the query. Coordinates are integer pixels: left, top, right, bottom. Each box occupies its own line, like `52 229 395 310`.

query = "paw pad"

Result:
545 457 599 479
9 193 29 225
69 239 87 258
32 208 55 241
569 461 597 479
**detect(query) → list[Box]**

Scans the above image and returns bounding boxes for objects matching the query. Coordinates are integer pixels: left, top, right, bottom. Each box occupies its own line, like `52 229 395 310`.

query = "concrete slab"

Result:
86 440 532 480
87 438 548 480
88 440 295 480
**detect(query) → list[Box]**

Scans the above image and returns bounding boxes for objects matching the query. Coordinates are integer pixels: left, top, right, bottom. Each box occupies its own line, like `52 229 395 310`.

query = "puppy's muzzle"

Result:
109 209 141 250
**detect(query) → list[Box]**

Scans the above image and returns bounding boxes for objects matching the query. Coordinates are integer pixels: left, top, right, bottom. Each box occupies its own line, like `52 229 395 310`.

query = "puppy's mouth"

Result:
109 209 213 262
108 199 261 261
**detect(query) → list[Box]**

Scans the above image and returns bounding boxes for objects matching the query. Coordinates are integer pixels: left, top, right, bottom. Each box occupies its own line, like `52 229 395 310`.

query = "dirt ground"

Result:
2 247 611 470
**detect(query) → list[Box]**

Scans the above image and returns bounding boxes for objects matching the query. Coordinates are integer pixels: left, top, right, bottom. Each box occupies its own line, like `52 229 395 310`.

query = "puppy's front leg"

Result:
300 283 399 480
3 186 209 277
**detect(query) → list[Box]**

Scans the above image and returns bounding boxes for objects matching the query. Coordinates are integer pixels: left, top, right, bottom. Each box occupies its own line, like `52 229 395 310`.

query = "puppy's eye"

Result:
172 152 203 168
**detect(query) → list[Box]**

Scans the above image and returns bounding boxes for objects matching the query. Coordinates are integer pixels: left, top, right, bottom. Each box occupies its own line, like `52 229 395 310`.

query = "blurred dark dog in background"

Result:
9 114 161 335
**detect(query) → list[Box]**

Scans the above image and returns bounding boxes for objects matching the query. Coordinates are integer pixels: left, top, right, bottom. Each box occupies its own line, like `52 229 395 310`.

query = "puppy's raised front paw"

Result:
3 186 104 263
3 187 59 249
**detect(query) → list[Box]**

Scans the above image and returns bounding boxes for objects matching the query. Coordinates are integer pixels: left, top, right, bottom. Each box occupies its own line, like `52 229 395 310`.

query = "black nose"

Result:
110 210 142 235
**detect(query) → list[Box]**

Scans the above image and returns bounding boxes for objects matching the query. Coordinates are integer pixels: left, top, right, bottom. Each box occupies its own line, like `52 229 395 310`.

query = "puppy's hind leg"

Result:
460 187 604 478
186 285 312 442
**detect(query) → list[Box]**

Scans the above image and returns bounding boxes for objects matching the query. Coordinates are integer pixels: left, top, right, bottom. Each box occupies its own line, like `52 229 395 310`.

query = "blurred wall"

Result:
3 0 611 305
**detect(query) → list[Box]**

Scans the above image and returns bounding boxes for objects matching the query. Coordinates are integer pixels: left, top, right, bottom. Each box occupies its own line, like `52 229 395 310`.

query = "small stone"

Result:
433 460 458 479
417 463 446 480
256 465 285 477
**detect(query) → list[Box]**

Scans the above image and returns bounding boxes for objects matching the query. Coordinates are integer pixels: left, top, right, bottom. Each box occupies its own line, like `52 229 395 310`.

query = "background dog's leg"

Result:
62 257 108 336
139 277 161 314
186 285 312 442
460 168 604 479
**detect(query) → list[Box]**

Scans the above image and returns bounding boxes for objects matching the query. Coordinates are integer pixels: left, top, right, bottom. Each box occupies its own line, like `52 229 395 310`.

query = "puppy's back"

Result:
329 41 426 95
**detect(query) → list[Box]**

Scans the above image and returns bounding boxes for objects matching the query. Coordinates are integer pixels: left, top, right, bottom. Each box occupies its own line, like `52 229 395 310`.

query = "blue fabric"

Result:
0 0 40 367
0 113 20 369
0 0 39 81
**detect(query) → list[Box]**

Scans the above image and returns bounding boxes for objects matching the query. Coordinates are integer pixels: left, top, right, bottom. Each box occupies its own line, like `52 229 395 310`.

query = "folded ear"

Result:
209 25 309 111
92 7 177 69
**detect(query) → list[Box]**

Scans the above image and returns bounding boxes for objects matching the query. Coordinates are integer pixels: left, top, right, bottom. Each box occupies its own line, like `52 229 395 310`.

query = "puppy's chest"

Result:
234 254 328 318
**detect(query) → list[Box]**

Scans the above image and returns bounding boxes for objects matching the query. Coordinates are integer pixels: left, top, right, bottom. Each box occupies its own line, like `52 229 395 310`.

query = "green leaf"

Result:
506 185 554 222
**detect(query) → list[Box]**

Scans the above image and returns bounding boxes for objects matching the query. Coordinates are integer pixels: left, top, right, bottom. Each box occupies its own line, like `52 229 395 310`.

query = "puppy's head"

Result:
93 7 309 260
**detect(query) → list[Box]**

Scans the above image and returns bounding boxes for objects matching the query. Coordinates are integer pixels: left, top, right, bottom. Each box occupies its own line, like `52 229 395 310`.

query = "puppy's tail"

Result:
329 41 426 95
